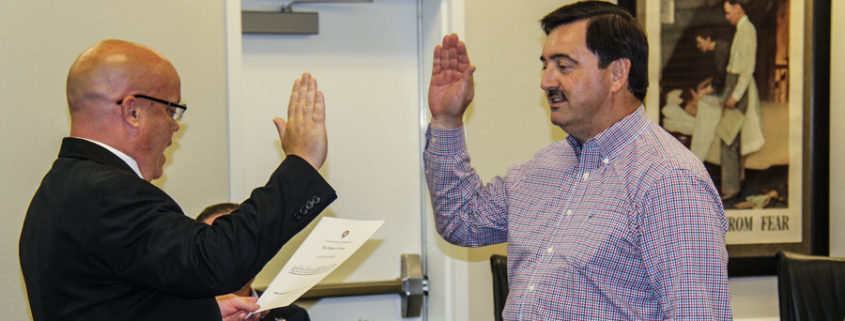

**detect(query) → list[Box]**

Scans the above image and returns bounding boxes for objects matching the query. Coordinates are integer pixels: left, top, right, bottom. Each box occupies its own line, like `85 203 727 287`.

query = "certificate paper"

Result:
255 217 384 312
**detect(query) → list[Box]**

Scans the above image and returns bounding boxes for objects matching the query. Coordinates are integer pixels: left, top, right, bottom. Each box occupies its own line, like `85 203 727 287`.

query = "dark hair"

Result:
196 202 239 223
541 0 648 101
725 0 749 7
695 27 718 40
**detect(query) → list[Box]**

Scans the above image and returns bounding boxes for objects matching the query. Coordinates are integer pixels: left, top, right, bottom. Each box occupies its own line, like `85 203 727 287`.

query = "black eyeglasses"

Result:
117 94 187 120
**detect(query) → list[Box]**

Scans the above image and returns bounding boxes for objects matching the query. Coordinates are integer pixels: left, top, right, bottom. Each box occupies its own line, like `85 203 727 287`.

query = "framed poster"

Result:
620 0 830 276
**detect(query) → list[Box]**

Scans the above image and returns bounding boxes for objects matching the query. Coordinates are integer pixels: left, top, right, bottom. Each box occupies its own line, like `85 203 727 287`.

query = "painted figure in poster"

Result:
659 0 791 210
720 0 765 200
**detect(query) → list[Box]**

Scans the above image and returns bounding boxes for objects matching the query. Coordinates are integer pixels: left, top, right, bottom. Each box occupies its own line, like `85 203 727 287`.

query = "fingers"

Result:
246 310 269 321
456 41 473 73
273 117 287 141
218 295 260 321
441 35 457 71
432 45 442 74
286 72 317 123
294 73 312 119
280 72 328 169
288 76 300 119
313 90 325 120
434 33 472 74
443 33 458 48
231 296 259 310
305 75 316 115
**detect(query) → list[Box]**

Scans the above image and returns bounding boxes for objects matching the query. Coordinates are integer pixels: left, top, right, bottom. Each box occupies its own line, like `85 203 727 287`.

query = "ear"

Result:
609 58 631 93
118 96 142 129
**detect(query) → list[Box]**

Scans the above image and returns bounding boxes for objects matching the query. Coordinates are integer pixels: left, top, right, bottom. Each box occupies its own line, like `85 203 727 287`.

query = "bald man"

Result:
19 39 336 321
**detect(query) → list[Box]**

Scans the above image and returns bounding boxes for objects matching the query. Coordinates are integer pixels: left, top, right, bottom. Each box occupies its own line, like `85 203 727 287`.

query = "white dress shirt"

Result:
74 137 143 178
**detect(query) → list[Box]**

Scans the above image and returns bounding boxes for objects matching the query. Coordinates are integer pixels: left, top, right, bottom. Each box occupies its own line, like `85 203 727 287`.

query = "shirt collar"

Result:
566 105 648 162
72 137 143 178
738 15 750 28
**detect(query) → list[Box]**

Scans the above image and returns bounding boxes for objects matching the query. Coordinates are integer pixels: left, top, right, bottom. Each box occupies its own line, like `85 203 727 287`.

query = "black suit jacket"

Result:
261 304 310 321
19 138 336 321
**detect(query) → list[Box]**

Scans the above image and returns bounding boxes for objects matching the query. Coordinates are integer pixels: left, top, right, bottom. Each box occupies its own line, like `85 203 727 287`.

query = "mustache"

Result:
546 89 566 102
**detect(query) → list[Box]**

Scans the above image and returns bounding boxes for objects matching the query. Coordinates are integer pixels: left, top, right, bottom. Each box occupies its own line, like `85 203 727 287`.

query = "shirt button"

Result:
602 158 610 164
565 209 573 216
528 284 535 291
582 172 590 181
546 247 554 254
431 138 437 143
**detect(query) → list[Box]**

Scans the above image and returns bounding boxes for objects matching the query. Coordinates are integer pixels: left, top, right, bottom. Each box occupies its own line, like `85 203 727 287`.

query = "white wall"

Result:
1 1 230 318
233 1 425 320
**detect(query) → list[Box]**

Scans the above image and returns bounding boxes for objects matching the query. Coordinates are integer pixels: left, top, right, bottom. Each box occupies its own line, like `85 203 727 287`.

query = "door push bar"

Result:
298 253 428 317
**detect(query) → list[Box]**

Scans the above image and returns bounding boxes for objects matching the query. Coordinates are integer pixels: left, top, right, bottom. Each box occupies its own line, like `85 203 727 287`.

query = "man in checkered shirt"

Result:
424 1 731 320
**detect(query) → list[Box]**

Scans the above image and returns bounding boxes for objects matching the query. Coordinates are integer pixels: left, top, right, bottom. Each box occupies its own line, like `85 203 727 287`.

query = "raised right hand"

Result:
274 72 328 170
428 33 476 129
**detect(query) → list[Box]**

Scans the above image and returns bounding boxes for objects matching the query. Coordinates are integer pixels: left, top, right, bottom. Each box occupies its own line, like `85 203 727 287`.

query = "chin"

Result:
549 113 568 126
150 169 164 180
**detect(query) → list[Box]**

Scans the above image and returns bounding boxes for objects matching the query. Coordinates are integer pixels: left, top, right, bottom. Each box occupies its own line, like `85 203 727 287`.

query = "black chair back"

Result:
490 254 508 321
776 251 845 321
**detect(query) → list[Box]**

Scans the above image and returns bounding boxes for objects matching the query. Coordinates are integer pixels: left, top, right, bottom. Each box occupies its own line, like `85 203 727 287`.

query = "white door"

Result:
226 0 469 320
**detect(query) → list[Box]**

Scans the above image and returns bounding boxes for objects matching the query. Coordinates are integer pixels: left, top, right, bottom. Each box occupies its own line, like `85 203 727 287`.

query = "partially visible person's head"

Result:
66 39 182 181
196 202 254 297
695 28 720 53
540 0 648 101
196 202 240 224
723 0 747 26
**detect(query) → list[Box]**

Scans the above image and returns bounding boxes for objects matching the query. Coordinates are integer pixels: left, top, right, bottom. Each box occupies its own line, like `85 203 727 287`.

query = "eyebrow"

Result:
540 54 579 66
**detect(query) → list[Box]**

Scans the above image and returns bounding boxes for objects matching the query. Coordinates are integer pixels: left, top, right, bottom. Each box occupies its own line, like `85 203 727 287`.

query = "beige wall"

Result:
0 1 229 318
830 0 845 260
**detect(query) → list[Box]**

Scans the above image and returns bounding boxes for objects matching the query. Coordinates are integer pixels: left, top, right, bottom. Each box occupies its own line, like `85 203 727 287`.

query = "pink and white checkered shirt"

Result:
424 107 731 320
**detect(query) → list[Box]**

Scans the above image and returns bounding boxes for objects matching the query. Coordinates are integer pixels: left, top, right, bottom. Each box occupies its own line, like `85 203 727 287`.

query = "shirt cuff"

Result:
731 90 744 102
425 124 466 155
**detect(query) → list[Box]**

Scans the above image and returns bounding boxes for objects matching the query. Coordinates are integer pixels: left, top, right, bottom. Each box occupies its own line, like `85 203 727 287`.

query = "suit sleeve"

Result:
93 155 336 297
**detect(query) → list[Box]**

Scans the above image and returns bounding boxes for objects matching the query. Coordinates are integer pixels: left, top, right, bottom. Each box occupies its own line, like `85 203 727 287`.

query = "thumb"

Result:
273 117 287 141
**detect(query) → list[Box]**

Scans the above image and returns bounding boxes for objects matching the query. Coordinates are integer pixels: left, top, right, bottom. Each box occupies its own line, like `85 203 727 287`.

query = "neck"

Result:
71 126 132 158
570 95 642 144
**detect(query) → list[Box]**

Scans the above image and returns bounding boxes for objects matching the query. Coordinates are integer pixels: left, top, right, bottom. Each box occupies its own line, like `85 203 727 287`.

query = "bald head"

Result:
66 39 179 115
66 40 183 181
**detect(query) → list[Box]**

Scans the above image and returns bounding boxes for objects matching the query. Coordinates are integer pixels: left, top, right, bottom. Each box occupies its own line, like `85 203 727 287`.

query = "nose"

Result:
541 67 558 91
171 119 180 132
